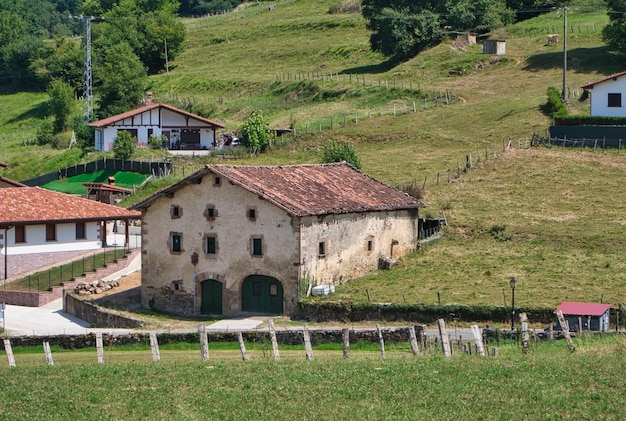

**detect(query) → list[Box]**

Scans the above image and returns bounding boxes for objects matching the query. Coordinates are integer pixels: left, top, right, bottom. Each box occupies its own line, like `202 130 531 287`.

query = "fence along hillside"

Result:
21 158 172 187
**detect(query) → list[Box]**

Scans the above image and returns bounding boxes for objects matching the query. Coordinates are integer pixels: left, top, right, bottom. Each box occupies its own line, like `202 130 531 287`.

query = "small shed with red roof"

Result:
555 301 611 332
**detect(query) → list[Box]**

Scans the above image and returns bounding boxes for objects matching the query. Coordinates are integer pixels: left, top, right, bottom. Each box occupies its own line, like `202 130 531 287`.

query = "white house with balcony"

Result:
89 101 225 152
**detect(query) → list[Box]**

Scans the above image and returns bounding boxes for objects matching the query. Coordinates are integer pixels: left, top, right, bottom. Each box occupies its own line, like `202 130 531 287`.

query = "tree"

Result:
240 109 273 152
95 41 148 118
602 0 626 52
47 79 75 133
321 140 361 169
112 130 136 159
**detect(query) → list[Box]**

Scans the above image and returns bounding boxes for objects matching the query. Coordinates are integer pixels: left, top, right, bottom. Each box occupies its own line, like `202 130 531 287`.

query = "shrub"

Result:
35 120 55 146
70 115 94 149
544 86 568 118
321 140 361 169
240 109 273 153
113 131 136 160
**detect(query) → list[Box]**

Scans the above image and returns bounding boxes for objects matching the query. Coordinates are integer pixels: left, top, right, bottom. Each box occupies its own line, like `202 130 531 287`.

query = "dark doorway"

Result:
241 275 283 314
201 279 223 315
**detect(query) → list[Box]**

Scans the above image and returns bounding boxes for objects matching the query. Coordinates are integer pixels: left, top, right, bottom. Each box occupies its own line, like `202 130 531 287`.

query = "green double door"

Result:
201 279 223 315
241 275 284 314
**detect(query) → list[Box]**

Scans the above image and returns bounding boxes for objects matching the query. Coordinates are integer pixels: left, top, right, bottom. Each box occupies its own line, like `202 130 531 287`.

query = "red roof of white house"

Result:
88 102 225 129
555 302 611 317
131 162 426 217
0 176 26 187
581 70 626 89
0 187 140 226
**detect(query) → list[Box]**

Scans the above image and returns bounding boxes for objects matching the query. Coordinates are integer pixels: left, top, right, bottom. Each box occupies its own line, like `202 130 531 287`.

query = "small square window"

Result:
608 93 622 108
171 205 182 219
214 177 221 186
367 240 373 252
318 241 326 257
252 237 263 256
208 208 215 218
247 208 257 221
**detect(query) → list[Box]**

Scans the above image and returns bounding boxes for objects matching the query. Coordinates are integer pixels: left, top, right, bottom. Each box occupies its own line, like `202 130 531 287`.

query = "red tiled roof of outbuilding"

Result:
0 187 141 226
581 70 626 89
131 162 426 217
555 302 611 317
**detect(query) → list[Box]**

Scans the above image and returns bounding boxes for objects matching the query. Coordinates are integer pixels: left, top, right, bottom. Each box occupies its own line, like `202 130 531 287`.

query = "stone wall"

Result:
63 291 144 329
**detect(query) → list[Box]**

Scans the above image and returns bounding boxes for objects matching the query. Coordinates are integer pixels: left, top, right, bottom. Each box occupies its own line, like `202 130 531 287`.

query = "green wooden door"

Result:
201 279 223 315
241 275 283 314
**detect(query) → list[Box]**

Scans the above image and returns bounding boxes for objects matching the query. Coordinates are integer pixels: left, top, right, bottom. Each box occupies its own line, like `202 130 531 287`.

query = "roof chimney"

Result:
108 176 115 186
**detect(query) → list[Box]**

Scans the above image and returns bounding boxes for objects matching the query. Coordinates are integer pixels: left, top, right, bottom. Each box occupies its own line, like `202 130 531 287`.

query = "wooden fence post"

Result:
520 313 530 354
199 323 210 362
237 332 249 361
269 320 280 361
303 326 314 361
149 332 161 362
555 310 576 352
3 339 16 367
437 319 452 357
470 325 485 356
96 332 105 364
408 326 420 356
342 328 350 359
43 341 54 366
376 324 386 359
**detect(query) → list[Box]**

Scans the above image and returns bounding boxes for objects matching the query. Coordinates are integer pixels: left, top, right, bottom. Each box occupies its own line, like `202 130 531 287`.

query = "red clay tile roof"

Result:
555 302 611 317
131 163 426 217
581 70 626 89
88 102 225 128
0 187 141 226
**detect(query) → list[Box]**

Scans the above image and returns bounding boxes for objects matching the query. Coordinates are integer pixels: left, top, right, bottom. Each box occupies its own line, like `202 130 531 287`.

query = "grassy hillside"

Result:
1 2 625 309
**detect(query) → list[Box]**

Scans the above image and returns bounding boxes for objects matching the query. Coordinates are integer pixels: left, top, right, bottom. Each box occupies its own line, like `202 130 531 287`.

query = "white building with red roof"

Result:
555 301 611 332
581 70 626 117
130 162 427 317
0 187 140 257
89 101 225 152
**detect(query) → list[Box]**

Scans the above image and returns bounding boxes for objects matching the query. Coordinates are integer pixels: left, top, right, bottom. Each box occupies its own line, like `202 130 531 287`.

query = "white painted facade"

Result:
1 222 101 255
584 72 626 117
91 104 222 152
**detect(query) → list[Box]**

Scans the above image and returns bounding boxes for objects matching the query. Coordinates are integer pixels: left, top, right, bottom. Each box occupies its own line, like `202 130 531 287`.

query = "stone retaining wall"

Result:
63 291 144 329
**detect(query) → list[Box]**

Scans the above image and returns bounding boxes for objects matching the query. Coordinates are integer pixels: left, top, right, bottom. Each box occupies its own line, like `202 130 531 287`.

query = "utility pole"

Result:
70 15 103 121
562 7 568 100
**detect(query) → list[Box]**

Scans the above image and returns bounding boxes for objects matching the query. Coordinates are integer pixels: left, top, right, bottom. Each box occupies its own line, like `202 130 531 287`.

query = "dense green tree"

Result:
31 37 84 94
95 41 148 118
321 140 361 170
71 115 95 149
47 79 75 133
112 130 136 159
602 0 626 52
240 109 273 152
445 0 515 33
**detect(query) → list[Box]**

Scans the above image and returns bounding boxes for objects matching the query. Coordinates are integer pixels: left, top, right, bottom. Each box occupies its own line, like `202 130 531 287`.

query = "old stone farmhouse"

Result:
130 163 426 317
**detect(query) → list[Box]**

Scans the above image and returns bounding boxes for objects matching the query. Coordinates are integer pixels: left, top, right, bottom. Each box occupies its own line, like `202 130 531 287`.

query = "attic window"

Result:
608 93 622 108
171 205 182 219
247 207 257 221
366 237 374 253
205 204 217 221
214 176 221 186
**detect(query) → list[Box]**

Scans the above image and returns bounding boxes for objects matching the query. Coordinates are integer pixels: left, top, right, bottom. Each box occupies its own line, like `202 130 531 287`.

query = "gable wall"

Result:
140 175 300 316
590 77 626 117
300 209 420 286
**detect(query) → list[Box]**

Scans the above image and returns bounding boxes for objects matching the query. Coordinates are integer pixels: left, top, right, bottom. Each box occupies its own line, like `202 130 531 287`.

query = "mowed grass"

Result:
1 335 626 419
42 170 149 195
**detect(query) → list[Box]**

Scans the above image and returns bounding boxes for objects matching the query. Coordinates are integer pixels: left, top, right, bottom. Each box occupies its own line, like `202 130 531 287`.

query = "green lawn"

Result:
42 170 149 195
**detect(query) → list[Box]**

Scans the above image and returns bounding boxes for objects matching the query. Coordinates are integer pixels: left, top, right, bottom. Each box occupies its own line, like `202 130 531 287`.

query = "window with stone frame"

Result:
170 232 183 253
171 205 183 219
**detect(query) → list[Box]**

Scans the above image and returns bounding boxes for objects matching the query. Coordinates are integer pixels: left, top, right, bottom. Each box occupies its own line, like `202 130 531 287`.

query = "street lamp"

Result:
510 277 517 330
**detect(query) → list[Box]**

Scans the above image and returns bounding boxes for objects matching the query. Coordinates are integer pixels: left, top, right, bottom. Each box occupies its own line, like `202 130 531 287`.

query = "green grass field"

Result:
1 335 625 419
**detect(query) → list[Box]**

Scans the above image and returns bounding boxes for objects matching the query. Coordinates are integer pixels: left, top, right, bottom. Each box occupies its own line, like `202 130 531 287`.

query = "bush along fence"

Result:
21 158 172 187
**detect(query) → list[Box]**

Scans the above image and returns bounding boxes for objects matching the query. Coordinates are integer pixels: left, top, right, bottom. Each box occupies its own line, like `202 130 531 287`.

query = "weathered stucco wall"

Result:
300 209 419 286
140 172 300 316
